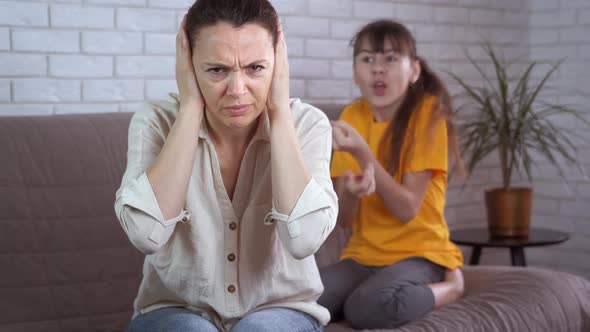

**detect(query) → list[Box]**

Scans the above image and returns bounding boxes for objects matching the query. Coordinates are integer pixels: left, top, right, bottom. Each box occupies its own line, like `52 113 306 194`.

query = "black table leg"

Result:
510 247 526 266
469 246 482 265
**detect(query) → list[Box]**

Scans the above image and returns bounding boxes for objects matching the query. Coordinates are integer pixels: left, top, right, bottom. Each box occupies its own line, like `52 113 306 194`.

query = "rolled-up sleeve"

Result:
265 105 338 260
116 173 190 255
114 102 189 255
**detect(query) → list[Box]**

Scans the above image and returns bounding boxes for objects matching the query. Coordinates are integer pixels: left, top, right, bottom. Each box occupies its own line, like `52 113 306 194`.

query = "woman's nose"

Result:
227 71 247 97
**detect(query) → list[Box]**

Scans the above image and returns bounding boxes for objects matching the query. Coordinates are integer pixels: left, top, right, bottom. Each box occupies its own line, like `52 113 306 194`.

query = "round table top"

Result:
450 227 570 248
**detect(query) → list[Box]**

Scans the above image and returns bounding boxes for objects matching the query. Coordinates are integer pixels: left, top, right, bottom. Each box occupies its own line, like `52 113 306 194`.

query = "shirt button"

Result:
229 222 237 230
227 285 236 293
181 216 188 222
227 253 236 262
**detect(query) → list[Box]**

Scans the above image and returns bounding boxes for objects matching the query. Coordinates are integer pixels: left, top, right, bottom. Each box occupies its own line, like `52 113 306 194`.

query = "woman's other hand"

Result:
266 17 290 121
176 15 204 116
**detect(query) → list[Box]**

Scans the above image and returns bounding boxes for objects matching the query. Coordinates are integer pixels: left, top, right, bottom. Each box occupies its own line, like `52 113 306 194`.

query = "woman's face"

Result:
353 37 420 111
192 22 274 130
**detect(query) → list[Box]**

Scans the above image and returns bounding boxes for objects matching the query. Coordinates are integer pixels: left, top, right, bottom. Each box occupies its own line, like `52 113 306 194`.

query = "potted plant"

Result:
449 43 589 237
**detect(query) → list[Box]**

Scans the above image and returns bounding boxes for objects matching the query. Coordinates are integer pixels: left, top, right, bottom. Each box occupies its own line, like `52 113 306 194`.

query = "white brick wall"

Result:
285 17 330 37
0 79 10 102
290 59 331 78
50 5 114 29
148 0 192 10
309 0 352 18
83 79 143 101
352 1 394 19
13 79 80 102
0 53 47 75
306 39 351 58
82 31 142 54
0 1 49 27
396 4 434 22
116 56 174 77
331 19 366 39
12 29 79 52
526 0 590 280
0 28 9 50
145 33 175 55
87 0 145 6
0 0 587 279
286 37 304 56
50 55 113 77
434 7 470 24
116 8 176 31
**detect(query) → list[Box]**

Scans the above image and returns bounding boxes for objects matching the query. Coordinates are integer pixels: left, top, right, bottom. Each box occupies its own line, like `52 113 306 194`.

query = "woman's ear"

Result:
411 59 421 84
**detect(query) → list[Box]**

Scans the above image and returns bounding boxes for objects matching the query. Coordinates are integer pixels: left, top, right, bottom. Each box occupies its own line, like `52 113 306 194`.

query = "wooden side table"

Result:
450 227 570 267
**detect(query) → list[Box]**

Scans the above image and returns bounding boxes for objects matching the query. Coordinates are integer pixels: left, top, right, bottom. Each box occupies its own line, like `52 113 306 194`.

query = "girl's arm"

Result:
356 147 432 223
332 162 375 228
332 120 432 223
334 176 359 228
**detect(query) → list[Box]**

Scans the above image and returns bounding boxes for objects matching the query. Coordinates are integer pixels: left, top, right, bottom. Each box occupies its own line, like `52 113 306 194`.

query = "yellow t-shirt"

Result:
331 96 463 269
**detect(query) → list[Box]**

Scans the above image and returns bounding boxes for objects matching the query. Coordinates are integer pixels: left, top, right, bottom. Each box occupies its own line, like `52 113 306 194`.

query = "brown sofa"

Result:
1 106 589 332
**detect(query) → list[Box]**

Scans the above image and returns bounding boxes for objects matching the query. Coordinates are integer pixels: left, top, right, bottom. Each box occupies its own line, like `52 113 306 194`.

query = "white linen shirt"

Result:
114 95 337 330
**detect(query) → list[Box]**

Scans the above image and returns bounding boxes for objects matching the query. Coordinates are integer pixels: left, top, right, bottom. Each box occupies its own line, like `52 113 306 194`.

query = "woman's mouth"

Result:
224 104 250 116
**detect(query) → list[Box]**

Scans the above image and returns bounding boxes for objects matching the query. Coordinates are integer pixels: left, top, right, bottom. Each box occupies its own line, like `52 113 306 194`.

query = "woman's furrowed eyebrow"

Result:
202 59 269 68
241 59 269 68
203 62 230 68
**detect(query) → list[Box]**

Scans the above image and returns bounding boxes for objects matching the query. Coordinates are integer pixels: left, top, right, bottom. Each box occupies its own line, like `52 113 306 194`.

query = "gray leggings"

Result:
318 257 444 330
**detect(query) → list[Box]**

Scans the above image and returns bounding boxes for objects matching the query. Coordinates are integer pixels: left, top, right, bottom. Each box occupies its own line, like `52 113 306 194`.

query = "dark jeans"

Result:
318 257 444 330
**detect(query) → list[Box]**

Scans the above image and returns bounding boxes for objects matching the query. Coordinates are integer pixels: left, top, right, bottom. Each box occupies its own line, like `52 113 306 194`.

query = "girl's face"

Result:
353 37 420 111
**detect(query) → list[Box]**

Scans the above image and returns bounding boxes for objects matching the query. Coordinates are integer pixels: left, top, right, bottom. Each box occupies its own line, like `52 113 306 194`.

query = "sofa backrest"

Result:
0 103 348 331
314 103 344 122
0 113 142 332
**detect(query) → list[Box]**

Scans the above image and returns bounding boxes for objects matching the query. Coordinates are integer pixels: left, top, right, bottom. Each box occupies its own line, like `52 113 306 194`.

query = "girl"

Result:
318 20 464 330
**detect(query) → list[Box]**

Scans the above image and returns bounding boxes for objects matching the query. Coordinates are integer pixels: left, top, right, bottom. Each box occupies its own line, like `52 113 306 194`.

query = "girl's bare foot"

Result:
429 267 465 307
444 268 465 300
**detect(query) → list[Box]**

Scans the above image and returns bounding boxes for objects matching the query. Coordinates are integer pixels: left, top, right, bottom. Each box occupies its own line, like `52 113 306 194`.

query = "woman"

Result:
318 20 465 330
114 0 336 331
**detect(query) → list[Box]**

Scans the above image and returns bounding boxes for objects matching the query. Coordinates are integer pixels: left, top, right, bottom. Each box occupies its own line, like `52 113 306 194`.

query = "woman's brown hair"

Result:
351 20 462 177
185 0 279 48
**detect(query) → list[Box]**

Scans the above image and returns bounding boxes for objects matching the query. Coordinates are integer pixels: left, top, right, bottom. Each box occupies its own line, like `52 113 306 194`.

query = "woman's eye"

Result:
386 55 397 62
207 67 225 74
248 65 264 73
